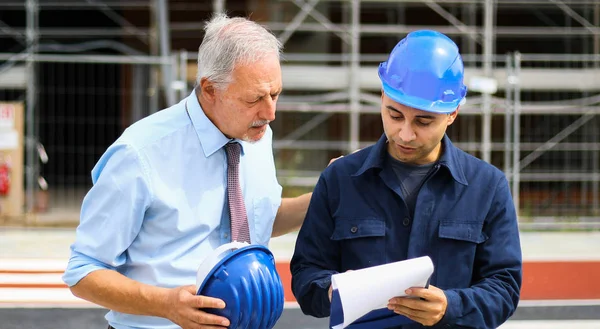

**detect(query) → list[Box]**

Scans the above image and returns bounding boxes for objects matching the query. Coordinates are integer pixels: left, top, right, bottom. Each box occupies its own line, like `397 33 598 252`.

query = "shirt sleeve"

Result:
438 175 522 329
62 142 153 287
290 172 340 318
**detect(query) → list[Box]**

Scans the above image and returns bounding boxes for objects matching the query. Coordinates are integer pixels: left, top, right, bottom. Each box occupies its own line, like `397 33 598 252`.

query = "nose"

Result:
260 97 277 122
398 122 416 143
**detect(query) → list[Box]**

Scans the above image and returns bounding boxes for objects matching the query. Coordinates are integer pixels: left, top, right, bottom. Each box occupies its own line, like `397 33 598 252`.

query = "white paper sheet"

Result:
330 256 434 329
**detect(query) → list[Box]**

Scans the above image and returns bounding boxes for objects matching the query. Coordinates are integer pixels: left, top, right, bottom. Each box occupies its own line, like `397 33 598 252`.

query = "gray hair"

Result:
196 13 283 89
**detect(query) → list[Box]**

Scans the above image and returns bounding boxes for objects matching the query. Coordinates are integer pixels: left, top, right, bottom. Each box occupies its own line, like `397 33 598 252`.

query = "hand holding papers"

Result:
329 256 434 329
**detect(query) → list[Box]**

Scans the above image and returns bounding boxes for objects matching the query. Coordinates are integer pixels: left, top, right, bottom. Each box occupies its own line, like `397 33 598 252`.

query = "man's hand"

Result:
163 285 230 329
328 155 343 166
328 270 353 302
387 285 447 327
327 149 361 167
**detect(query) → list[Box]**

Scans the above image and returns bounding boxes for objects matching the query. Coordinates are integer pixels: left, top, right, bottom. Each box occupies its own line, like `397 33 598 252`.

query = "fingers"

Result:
388 303 427 318
388 296 430 312
328 155 343 166
388 303 440 327
405 285 444 301
194 295 226 309
192 310 230 327
182 285 199 294
387 286 447 327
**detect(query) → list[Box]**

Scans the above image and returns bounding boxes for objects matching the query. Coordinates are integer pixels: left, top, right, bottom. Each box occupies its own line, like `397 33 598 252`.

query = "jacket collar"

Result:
353 134 468 186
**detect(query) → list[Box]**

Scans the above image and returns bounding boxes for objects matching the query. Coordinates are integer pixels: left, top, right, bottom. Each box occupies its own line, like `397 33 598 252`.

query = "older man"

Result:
63 14 312 329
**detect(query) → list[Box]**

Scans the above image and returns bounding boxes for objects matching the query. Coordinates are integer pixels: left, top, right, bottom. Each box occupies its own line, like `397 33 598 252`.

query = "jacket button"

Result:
402 217 410 226
350 226 358 233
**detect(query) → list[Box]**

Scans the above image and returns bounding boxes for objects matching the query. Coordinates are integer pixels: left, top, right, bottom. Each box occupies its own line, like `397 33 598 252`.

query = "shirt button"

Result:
223 233 229 239
350 226 358 233
402 217 410 226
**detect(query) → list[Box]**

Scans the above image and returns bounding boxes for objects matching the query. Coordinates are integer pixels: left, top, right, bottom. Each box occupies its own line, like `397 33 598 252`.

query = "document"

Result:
329 256 434 329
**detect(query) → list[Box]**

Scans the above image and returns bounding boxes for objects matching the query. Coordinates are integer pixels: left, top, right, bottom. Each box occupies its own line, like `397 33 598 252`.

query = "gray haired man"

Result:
63 14 313 329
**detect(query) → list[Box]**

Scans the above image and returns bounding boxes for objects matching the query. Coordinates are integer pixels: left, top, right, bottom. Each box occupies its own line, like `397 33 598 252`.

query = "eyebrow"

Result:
251 88 282 99
386 105 436 119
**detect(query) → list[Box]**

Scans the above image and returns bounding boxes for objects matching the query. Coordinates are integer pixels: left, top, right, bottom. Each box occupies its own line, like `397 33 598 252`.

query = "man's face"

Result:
380 92 458 165
210 53 282 143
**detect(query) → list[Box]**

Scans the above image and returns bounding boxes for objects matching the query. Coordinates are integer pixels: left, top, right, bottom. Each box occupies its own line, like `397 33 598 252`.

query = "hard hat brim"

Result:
381 80 466 114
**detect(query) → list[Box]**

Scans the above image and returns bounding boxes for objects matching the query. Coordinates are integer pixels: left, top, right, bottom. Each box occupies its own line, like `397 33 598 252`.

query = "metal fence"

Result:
0 52 599 230
0 54 170 223
505 53 600 230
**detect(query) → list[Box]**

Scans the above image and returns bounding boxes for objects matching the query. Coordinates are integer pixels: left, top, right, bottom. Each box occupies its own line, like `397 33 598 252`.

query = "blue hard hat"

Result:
196 242 285 329
378 30 467 114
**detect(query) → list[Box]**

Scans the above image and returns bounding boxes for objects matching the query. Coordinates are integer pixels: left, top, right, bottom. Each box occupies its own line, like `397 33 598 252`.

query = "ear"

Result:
447 107 459 126
199 77 217 102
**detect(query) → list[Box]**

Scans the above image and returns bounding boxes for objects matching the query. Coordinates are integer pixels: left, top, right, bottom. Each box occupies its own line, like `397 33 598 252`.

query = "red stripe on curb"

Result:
275 262 295 303
3 261 599 302
521 261 600 300
0 271 64 274
0 284 68 288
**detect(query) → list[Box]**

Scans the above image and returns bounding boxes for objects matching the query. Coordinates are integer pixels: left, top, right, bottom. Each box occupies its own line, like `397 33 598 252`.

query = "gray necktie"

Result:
225 142 251 243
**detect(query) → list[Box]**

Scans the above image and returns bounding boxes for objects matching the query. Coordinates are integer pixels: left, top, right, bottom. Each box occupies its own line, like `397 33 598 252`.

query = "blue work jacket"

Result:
290 134 522 329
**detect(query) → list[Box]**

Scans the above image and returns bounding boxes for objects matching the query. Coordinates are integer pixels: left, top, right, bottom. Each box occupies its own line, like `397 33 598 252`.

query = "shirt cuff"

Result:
62 250 114 287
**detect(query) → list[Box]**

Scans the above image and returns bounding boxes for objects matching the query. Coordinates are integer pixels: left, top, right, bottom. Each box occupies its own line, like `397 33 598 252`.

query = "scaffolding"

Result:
0 0 599 229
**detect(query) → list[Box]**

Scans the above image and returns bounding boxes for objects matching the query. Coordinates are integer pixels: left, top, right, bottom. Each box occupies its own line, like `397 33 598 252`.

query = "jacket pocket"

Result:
331 217 385 240
436 220 488 287
330 218 386 270
438 221 488 244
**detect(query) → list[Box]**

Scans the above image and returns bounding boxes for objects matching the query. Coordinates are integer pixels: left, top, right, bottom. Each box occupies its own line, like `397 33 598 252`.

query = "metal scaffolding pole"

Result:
278 0 321 46
25 0 38 214
481 0 495 163
512 52 521 217
594 1 599 214
349 0 361 153
84 0 149 45
504 53 513 178
179 50 189 99
155 0 175 107
213 0 225 14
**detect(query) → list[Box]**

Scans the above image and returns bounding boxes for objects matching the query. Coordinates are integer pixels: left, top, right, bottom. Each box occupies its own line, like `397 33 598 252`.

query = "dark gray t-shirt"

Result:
387 154 435 218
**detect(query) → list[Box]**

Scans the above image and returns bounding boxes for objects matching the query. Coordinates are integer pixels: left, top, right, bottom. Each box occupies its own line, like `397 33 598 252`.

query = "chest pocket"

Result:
436 220 488 288
331 217 386 270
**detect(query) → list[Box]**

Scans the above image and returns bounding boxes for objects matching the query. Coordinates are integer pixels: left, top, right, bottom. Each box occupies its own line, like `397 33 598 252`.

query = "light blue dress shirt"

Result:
62 91 283 329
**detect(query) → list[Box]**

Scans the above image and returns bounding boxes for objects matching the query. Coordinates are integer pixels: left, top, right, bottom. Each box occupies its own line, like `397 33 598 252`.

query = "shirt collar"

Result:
185 90 246 158
354 133 468 186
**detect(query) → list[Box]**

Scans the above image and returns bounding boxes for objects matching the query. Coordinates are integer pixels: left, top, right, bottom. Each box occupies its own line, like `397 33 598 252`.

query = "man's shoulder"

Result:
120 101 189 150
453 146 506 181
322 145 375 177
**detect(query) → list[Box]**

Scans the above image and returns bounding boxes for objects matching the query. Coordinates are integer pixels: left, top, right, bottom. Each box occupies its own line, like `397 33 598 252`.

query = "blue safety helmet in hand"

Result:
378 30 468 114
196 241 285 329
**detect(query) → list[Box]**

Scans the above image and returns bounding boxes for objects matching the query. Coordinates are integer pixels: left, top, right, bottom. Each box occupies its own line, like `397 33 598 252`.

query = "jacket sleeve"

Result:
438 175 523 329
290 173 340 318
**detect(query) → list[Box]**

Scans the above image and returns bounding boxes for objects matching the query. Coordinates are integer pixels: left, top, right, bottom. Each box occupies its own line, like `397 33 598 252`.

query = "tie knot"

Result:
225 142 241 166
